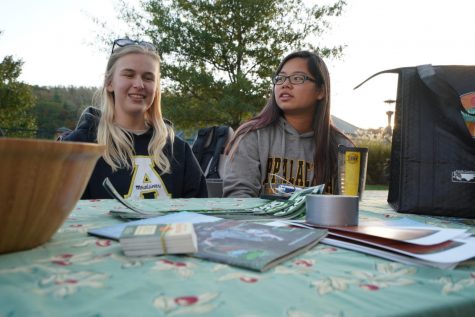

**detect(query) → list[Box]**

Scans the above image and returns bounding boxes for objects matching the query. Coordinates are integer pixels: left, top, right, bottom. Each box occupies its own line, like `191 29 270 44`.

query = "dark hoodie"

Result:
63 107 208 199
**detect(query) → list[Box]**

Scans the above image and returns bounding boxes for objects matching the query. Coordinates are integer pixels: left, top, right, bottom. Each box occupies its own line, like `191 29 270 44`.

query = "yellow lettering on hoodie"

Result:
124 156 170 199
263 156 313 189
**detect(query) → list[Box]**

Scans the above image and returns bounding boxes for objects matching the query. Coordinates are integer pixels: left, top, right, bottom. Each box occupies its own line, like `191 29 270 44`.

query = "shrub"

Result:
354 139 391 186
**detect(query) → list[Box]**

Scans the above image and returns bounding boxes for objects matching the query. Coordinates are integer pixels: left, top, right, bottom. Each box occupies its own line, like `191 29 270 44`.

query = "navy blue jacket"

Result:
64 107 208 199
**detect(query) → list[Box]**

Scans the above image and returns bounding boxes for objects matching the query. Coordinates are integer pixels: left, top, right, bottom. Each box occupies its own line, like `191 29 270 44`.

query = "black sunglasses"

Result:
111 39 157 54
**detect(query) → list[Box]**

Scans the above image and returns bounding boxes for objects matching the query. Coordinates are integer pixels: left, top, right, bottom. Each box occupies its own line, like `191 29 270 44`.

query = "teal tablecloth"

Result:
1 191 474 317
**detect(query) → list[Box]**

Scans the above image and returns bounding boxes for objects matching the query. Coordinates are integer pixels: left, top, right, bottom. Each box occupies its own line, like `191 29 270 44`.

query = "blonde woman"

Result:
64 39 207 199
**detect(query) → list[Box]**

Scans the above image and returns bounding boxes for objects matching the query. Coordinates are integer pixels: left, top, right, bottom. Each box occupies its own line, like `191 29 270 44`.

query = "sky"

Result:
1 0 475 129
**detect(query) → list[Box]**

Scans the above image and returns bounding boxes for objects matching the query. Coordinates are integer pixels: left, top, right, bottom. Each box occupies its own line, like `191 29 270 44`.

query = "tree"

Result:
0 55 37 137
115 0 346 130
0 32 37 137
31 85 97 138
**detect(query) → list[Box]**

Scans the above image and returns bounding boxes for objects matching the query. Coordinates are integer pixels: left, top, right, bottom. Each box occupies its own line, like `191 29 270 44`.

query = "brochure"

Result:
326 231 475 264
282 218 475 269
321 237 458 270
324 224 467 245
192 220 327 272
102 177 325 220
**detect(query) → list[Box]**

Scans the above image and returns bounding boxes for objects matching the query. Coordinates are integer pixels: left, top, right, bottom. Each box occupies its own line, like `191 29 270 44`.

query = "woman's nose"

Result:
281 79 292 88
133 77 144 89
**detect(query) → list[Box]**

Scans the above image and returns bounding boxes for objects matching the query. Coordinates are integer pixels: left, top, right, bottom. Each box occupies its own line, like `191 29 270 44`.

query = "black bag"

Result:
356 65 475 218
192 126 232 179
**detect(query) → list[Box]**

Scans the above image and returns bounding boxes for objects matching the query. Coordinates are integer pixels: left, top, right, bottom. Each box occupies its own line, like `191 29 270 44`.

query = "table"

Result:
1 191 474 317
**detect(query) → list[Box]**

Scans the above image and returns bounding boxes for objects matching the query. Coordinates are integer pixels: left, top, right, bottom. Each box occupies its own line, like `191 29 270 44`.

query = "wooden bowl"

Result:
0 138 104 254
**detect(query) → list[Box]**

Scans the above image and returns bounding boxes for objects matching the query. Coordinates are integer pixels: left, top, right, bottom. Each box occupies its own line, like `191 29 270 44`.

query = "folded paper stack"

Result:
119 223 198 256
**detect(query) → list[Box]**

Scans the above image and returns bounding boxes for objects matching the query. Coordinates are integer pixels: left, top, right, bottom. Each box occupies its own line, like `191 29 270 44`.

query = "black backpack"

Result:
192 126 232 179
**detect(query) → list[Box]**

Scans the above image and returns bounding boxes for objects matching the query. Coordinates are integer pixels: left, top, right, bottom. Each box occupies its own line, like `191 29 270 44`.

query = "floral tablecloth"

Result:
1 191 474 317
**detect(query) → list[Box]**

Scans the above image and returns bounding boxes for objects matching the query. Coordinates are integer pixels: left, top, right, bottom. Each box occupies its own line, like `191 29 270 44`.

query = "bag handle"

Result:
353 68 401 90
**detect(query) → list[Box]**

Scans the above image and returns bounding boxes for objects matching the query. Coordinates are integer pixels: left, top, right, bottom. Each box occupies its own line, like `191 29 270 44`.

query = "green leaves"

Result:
0 55 37 137
0 56 23 85
117 0 346 130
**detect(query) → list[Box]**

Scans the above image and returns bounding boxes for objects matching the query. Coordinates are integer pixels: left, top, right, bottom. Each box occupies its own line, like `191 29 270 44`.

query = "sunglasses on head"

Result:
111 38 157 54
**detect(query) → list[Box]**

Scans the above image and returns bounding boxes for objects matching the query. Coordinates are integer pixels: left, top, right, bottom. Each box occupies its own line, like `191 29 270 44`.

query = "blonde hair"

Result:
96 45 175 173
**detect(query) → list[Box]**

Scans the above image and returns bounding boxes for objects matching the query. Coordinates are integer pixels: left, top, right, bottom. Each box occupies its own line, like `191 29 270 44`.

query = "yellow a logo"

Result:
124 156 170 199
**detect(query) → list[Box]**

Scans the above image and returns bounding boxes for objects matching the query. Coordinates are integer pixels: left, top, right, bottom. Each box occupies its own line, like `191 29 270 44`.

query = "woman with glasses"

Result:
63 39 207 199
223 51 353 197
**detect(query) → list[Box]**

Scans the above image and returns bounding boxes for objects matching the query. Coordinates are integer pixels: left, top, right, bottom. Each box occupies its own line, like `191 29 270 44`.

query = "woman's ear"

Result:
316 88 325 101
106 81 114 93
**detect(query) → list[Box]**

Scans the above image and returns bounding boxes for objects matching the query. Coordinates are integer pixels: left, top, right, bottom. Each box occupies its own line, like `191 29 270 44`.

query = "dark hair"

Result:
226 50 351 187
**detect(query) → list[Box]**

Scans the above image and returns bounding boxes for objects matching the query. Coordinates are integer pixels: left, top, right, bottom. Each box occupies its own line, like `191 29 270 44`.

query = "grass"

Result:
365 184 389 190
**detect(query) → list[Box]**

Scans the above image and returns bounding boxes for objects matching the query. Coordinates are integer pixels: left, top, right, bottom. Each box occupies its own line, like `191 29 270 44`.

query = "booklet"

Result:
88 212 327 272
325 231 475 265
284 218 475 269
192 220 327 272
324 224 467 245
321 237 458 270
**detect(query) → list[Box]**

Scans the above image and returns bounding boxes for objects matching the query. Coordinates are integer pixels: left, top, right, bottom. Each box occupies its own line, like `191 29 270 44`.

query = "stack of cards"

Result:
119 223 198 256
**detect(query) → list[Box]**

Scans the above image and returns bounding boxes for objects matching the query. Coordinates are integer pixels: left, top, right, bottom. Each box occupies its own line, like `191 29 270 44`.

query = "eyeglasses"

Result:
272 74 316 85
111 39 157 54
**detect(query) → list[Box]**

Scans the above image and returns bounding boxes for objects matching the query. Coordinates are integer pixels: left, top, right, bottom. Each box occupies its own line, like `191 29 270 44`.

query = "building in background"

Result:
331 115 360 137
